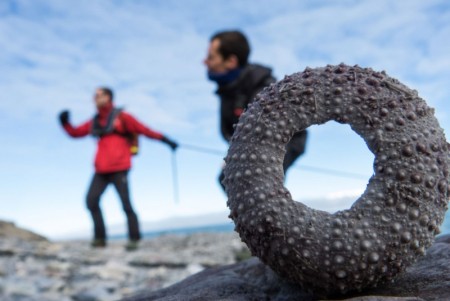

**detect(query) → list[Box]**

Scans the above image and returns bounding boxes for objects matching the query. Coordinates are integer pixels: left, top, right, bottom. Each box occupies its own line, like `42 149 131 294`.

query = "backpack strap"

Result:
115 111 139 156
91 108 123 137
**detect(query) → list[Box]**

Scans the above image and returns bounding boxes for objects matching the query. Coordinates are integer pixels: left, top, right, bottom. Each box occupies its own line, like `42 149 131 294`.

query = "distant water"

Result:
110 210 450 240
441 210 450 235
110 223 235 240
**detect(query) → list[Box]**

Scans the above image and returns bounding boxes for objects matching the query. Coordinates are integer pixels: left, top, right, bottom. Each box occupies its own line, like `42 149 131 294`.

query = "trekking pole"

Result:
180 143 224 156
171 150 180 204
179 142 368 180
294 164 368 180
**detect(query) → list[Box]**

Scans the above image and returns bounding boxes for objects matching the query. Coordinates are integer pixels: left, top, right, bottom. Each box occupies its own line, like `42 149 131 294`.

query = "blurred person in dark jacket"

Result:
204 30 308 190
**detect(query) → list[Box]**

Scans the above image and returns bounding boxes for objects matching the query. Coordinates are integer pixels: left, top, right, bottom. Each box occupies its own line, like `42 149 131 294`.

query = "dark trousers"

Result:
219 130 308 190
86 170 141 241
282 130 308 172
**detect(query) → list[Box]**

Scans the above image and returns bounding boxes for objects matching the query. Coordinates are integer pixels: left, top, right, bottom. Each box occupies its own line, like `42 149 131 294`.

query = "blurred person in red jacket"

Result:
59 87 178 250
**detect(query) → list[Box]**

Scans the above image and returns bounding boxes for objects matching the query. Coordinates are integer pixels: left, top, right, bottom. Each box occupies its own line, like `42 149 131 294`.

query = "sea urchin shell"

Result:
223 64 449 296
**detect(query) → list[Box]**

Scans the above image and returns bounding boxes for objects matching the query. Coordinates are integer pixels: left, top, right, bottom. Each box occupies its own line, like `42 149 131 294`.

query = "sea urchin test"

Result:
223 64 449 296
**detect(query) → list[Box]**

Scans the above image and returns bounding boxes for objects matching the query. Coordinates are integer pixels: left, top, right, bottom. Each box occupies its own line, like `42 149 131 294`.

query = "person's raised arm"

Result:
58 110 91 138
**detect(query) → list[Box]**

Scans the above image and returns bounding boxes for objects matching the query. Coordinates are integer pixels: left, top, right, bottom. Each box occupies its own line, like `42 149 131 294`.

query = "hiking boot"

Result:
125 240 139 251
90 239 106 248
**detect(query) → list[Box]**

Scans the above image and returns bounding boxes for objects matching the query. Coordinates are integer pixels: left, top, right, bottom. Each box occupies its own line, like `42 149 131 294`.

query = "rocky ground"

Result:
2 220 449 301
0 227 249 301
123 234 450 301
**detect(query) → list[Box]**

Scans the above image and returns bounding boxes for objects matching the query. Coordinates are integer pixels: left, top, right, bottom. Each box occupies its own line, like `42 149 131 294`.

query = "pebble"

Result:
0 233 248 301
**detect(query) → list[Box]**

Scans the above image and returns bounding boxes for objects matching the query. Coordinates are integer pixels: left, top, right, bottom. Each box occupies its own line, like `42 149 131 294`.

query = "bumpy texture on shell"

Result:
223 64 449 296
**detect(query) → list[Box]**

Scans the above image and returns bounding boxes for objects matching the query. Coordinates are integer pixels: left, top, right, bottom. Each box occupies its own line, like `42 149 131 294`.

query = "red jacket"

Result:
62 103 164 173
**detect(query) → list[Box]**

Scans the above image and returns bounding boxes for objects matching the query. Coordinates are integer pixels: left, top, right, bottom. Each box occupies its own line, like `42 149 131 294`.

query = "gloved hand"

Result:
59 110 70 125
161 136 178 151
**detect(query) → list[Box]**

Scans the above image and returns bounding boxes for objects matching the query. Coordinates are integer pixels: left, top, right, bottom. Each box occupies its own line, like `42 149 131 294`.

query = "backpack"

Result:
91 108 139 155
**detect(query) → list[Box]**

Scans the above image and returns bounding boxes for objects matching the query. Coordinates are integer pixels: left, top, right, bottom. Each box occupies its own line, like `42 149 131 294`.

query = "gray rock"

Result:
327 297 425 301
1 277 39 298
0 220 47 241
72 285 120 301
121 234 450 301
0 232 248 301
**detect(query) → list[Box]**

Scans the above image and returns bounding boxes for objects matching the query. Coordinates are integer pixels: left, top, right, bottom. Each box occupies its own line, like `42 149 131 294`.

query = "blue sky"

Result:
1 0 449 239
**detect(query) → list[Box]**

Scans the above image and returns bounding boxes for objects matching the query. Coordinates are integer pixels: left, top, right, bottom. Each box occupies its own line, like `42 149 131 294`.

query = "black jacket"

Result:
216 64 275 142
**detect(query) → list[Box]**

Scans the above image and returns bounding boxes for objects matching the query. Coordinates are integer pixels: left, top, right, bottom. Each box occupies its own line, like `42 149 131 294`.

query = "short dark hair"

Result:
99 87 114 101
211 30 250 67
